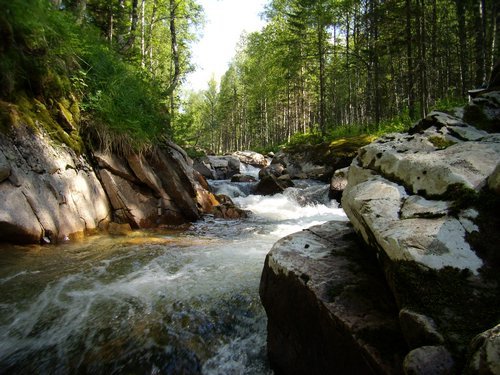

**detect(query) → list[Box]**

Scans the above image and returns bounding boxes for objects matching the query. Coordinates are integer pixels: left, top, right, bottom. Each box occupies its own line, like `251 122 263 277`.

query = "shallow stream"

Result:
0 175 346 374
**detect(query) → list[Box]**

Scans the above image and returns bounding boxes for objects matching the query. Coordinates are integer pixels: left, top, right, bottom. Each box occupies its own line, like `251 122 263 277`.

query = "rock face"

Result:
0 123 220 243
0 124 111 243
260 91 500 375
466 324 500 374
193 155 241 180
95 144 218 229
341 90 500 370
260 221 407 374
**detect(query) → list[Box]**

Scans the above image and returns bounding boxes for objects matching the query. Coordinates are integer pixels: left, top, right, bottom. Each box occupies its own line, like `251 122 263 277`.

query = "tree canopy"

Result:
179 0 499 154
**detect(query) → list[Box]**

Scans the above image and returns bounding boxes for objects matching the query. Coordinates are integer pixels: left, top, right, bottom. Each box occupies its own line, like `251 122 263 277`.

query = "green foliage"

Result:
431 96 467 113
80 42 169 153
286 131 324 148
1 0 174 154
428 136 456 149
178 0 497 155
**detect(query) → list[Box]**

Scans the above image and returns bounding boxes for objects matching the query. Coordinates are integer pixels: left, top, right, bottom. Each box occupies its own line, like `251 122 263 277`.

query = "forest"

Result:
178 0 500 154
1 0 499 155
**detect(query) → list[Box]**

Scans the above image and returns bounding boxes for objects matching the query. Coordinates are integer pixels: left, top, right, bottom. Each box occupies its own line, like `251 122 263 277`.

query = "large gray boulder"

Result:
0 124 111 243
193 155 241 180
341 91 500 369
260 221 407 374
232 150 268 167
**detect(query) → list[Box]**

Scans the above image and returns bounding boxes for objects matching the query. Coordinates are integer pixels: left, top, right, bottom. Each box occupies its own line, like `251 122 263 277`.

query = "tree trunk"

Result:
141 0 146 68
317 22 326 135
75 0 87 24
455 0 468 96
166 0 180 95
406 0 416 119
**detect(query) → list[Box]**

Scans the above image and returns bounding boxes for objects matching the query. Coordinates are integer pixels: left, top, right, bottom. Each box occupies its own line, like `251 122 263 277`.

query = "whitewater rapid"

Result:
0 173 346 374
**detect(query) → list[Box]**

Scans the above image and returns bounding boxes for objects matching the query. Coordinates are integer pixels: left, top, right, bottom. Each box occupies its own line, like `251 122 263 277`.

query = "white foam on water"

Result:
0 180 346 373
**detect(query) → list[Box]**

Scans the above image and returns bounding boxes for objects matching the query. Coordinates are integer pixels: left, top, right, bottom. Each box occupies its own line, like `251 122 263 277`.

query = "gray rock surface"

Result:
260 220 407 374
255 174 294 195
0 124 111 243
340 91 500 371
232 150 268 167
403 346 455 375
0 122 219 243
466 323 500 375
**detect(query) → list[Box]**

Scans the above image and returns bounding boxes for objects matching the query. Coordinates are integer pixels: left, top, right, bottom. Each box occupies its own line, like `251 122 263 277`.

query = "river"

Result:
0 173 346 374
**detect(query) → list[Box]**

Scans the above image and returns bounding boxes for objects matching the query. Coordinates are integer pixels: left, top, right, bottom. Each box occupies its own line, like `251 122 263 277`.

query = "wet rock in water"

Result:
255 174 294 196
260 221 407 374
230 174 257 183
329 166 349 203
193 157 216 180
194 155 240 180
108 222 132 235
211 194 248 219
258 163 285 179
232 150 268 167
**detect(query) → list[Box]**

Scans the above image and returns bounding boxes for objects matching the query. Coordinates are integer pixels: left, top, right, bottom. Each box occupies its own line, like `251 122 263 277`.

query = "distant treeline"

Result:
178 0 499 154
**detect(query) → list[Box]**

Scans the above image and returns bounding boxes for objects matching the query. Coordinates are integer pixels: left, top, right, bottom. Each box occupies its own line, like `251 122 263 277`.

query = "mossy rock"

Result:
388 260 500 366
328 134 379 157
2 94 83 153
428 135 456 150
285 134 377 167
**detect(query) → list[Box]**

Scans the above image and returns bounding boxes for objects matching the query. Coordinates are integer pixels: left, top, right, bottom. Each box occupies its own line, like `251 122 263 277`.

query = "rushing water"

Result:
0 174 346 374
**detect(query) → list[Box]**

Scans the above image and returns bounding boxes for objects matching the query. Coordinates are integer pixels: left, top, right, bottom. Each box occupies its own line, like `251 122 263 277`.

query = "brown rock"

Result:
260 221 407 374
108 222 132 235
231 174 257 182
99 169 159 228
255 174 294 196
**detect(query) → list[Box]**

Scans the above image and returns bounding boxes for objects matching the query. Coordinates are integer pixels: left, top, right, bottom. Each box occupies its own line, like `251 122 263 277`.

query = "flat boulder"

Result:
260 221 407 374
255 174 294 196
232 150 268 167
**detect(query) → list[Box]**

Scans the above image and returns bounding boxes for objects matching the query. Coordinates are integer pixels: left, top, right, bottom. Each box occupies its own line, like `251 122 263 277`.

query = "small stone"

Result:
403 346 454 375
399 309 444 348
108 222 132 235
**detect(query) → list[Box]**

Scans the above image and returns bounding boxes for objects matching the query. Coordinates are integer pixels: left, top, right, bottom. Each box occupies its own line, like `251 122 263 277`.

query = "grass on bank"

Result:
283 96 467 154
0 0 169 155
